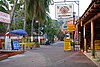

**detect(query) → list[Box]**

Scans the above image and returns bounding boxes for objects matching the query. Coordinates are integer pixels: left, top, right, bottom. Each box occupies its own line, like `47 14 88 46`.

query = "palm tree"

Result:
0 0 27 32
0 0 9 13
27 0 53 42
23 0 26 31
6 0 18 32
0 0 11 33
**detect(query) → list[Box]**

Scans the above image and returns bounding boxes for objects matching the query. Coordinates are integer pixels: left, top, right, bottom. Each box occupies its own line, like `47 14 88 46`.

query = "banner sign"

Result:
0 11 10 23
64 38 71 51
74 25 78 40
55 4 73 18
67 24 75 29
67 24 75 32
67 17 73 25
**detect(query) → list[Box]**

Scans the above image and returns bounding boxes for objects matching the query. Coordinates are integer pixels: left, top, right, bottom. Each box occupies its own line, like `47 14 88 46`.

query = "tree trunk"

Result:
23 0 27 31
31 17 34 42
7 0 18 32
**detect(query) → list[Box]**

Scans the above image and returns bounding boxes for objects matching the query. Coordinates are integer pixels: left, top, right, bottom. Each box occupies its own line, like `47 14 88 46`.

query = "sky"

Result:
49 0 92 19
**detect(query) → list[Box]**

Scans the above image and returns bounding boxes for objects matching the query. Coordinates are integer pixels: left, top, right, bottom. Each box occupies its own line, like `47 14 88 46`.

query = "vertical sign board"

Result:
55 4 73 19
74 25 78 40
11 41 20 50
64 38 71 51
0 11 10 23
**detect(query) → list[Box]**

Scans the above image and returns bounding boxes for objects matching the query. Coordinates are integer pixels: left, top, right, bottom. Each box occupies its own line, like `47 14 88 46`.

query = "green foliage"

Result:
44 18 60 42
26 20 31 35
0 23 7 33
0 0 11 32
96 58 100 62
0 0 9 13
26 0 54 36
57 30 65 41
8 0 14 4
27 0 53 22
10 0 25 30
0 0 56 37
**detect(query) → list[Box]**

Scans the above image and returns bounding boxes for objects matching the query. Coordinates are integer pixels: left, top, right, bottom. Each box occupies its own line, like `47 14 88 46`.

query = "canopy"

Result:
10 29 27 35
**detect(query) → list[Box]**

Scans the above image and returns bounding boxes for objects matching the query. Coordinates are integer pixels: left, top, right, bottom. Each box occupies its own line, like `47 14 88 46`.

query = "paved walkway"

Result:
0 51 48 67
0 42 99 67
0 50 98 67
84 50 100 67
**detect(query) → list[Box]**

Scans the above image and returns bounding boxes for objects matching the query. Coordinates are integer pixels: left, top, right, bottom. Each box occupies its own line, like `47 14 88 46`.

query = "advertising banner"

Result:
74 25 78 40
67 24 75 32
11 41 20 50
64 38 71 51
55 4 73 18
67 17 73 25
0 11 10 23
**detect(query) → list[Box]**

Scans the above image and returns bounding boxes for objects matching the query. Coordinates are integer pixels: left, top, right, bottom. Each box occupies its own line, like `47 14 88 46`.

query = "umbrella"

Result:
10 29 27 35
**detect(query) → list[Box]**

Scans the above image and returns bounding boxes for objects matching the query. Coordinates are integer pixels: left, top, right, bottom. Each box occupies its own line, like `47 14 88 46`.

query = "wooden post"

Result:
81 21 83 26
80 26 84 51
83 25 86 53
91 21 95 58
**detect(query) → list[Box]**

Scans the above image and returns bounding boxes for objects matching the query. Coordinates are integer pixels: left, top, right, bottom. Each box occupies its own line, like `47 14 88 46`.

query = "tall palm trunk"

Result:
31 16 34 42
23 0 27 31
7 0 18 32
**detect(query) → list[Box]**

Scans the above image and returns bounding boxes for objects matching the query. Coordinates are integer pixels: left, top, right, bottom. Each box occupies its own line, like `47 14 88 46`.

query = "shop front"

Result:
78 0 100 58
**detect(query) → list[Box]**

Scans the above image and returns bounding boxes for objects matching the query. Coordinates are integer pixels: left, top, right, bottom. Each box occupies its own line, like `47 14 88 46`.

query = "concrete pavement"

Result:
0 41 99 67
0 51 48 67
84 50 100 67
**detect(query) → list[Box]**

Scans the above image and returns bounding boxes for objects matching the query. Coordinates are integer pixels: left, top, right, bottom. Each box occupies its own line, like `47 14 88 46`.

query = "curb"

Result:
0 54 8 61
84 53 100 67
0 51 23 61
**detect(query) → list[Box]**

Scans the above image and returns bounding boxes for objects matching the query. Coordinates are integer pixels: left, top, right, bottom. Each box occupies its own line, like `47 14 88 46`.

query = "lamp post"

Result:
36 20 41 44
36 20 39 43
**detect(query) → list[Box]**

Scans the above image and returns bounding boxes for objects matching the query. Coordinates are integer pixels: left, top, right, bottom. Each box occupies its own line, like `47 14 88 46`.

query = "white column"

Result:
83 25 86 53
5 36 11 50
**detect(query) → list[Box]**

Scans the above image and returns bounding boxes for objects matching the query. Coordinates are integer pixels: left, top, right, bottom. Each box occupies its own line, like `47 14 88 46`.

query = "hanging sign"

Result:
67 24 75 32
55 4 73 18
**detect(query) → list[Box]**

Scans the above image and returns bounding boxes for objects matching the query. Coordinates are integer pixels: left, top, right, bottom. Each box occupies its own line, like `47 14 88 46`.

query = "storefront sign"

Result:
55 4 73 18
67 24 75 32
0 11 10 23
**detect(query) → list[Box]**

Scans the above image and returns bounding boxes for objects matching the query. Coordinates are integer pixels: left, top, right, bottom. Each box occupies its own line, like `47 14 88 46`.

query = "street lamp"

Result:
36 20 41 44
36 20 39 23
36 20 39 43
36 20 39 34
